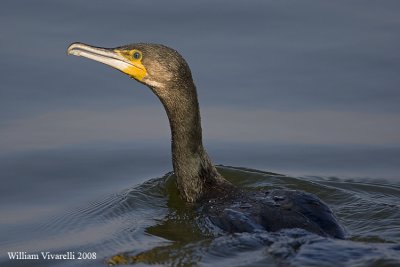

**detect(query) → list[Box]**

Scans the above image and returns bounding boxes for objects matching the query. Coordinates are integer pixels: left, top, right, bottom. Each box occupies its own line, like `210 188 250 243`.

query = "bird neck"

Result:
151 80 226 203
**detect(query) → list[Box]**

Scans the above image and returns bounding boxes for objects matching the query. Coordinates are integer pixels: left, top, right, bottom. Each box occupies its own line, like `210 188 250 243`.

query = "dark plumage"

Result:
201 188 344 238
67 42 345 239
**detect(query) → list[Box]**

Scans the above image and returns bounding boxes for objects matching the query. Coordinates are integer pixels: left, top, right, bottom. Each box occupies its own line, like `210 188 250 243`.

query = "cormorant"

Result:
67 42 345 239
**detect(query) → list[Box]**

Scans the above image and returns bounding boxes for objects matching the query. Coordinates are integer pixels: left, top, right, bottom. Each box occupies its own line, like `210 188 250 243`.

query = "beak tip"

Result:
67 42 84 56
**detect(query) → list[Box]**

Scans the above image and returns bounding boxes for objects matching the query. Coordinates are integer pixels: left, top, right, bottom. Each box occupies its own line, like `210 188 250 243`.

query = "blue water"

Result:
1 1 400 266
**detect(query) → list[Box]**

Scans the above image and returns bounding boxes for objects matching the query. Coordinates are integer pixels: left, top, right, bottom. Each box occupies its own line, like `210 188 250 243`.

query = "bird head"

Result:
67 42 193 91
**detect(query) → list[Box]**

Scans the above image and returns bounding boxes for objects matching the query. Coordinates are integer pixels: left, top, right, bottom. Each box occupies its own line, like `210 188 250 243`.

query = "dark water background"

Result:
1 1 400 266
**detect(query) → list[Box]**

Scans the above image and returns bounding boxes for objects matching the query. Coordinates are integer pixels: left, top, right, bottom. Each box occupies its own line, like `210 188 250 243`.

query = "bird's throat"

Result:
150 81 224 203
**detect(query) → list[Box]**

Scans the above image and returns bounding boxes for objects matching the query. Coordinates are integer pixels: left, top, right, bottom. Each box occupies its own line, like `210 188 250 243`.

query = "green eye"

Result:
133 51 141 60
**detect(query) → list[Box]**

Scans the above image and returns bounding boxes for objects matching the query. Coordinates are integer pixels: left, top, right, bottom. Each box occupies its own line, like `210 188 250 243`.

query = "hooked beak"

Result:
67 42 144 78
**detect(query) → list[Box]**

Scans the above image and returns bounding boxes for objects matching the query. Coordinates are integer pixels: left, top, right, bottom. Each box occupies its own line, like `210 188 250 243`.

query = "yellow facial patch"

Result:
115 49 147 81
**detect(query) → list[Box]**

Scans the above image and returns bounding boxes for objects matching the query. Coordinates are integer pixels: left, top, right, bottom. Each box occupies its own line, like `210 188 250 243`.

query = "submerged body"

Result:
67 42 345 239
200 187 344 238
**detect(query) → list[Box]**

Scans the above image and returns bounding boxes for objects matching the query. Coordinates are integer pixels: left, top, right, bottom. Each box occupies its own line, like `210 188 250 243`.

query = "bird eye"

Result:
133 51 141 60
